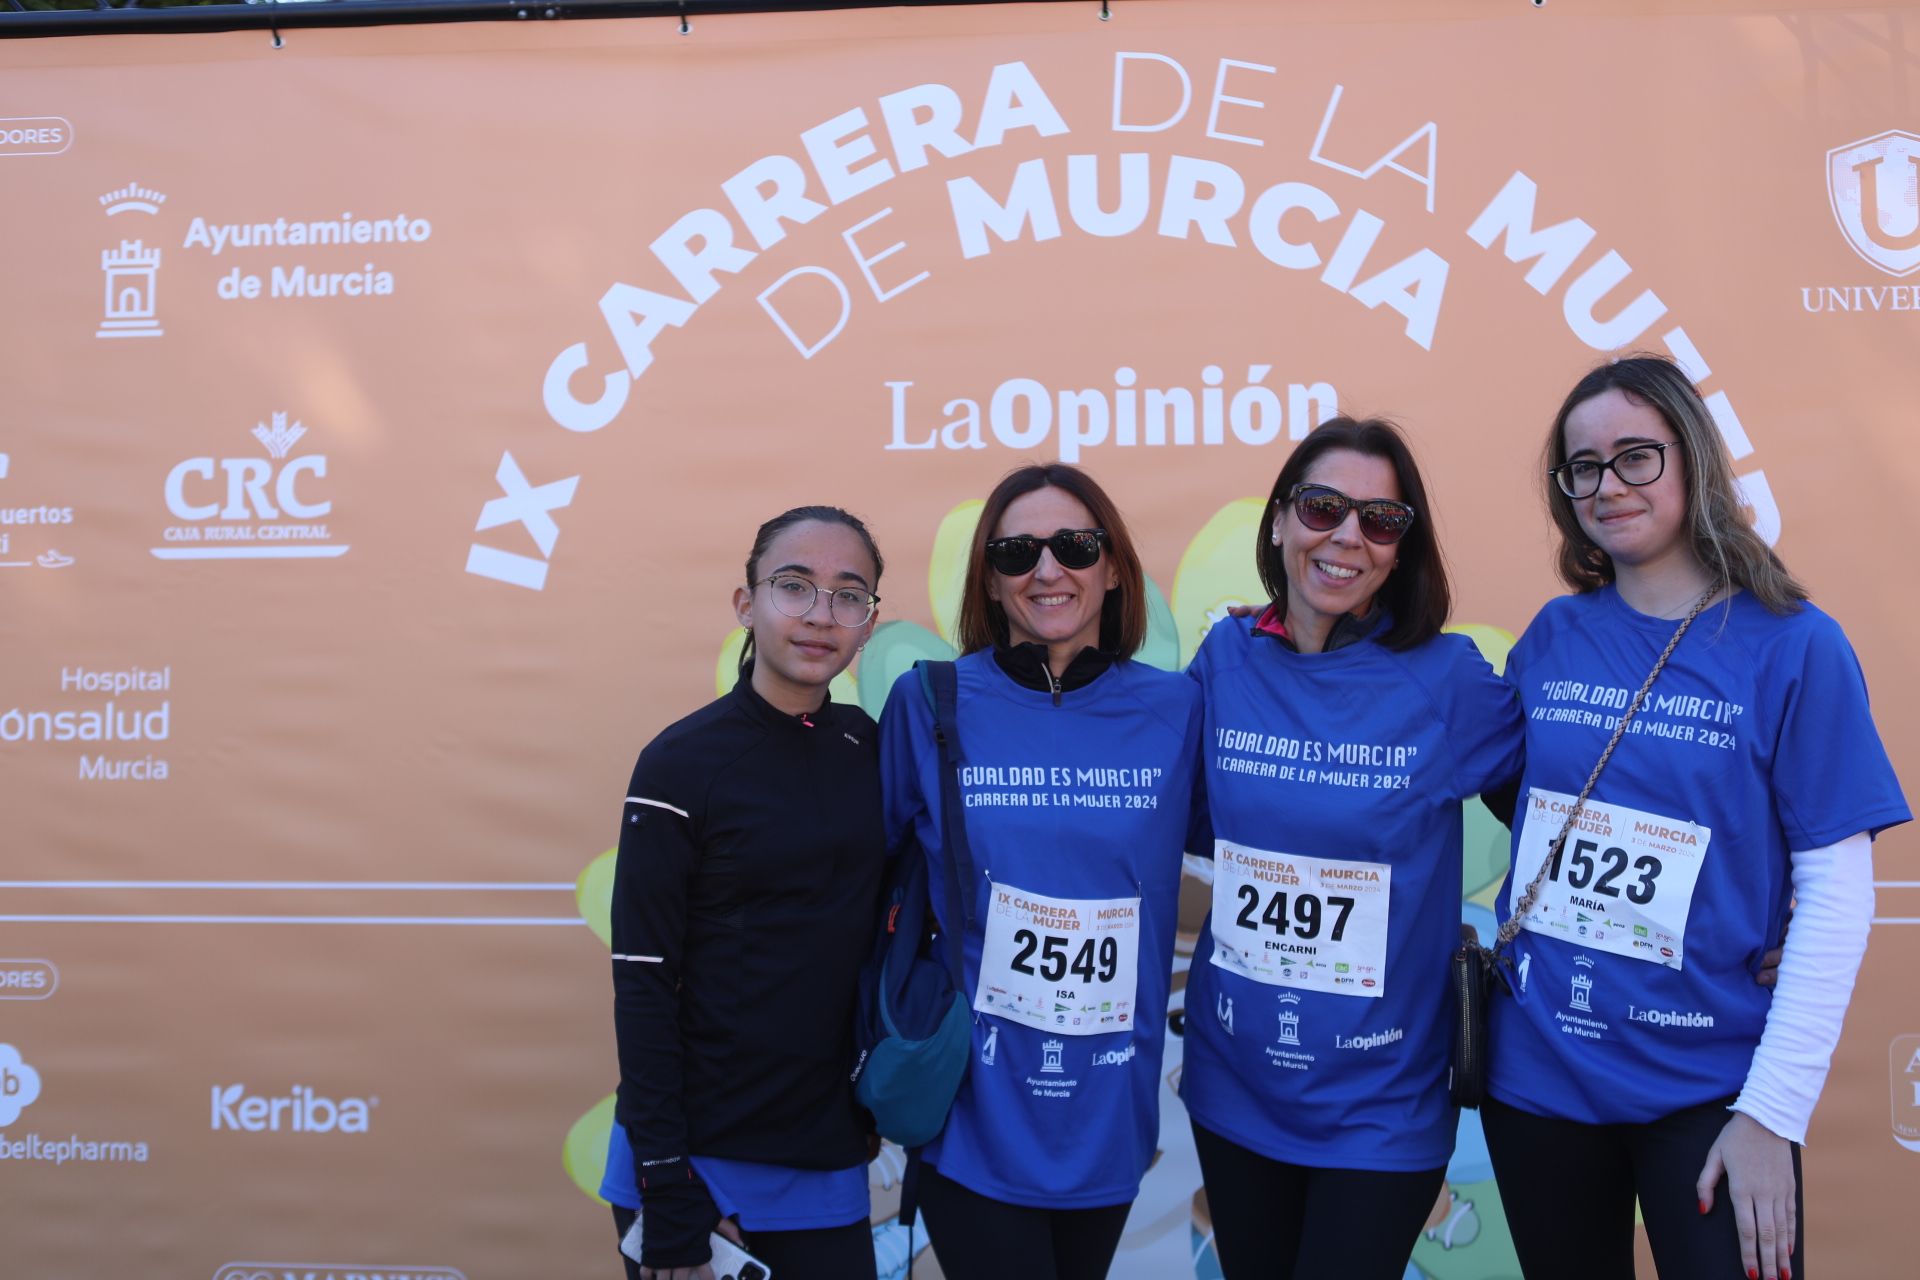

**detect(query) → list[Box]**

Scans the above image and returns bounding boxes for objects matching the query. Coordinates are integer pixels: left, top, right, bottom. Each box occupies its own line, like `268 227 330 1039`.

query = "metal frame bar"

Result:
1 0 1087 41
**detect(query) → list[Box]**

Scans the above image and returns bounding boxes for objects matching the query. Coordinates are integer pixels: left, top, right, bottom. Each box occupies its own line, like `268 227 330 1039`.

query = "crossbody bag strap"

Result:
1493 584 1719 959
919 660 975 985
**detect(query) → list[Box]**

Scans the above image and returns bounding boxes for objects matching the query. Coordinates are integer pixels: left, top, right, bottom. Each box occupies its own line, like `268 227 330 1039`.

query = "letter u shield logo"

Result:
1827 130 1920 277
1891 1033 1920 1154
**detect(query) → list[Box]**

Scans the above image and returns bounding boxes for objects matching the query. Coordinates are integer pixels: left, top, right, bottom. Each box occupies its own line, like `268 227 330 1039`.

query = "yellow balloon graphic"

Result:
1170 498 1268 664
716 625 857 705
563 1092 619 1203
928 500 983 647
716 627 748 695
578 847 617 949
1443 623 1517 676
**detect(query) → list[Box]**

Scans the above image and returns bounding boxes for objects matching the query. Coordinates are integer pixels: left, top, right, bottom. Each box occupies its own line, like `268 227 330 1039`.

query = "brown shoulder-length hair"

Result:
1256 416 1451 651
1544 355 1807 614
955 464 1149 658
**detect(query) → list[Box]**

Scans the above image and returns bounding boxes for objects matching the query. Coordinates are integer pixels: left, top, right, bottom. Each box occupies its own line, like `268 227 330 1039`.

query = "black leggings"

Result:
917 1162 1133 1280
1481 1095 1806 1279
611 1204 876 1280
1191 1119 1446 1280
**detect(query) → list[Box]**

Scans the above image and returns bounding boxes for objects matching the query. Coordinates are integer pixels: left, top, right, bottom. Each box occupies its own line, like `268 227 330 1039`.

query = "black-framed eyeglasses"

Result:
982 528 1108 576
1549 441 1678 499
1283 484 1417 545
754 574 879 627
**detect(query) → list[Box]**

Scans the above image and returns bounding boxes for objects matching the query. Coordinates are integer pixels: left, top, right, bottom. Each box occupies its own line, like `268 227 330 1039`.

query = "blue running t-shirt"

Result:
1488 588 1910 1124
1181 614 1522 1171
880 652 1203 1208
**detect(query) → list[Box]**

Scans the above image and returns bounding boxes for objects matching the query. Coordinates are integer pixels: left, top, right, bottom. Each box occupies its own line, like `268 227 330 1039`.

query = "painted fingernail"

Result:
1747 1270 1757 1280
1699 1200 1709 1215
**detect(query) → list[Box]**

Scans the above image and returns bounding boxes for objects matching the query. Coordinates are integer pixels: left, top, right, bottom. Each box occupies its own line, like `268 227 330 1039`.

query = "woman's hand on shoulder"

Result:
1697 1110 1796 1280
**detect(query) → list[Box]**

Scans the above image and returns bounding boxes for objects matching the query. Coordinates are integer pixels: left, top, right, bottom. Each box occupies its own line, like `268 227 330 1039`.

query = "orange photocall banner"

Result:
1 3 1916 1277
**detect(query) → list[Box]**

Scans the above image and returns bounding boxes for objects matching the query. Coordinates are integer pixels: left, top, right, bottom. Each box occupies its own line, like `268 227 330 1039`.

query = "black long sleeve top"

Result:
610 673 885 1186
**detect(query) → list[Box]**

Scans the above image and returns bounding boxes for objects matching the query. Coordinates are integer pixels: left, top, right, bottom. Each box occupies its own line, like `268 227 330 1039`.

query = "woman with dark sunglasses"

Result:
605 505 888 1280
877 464 1203 1280
1480 357 1909 1280
1180 416 1524 1279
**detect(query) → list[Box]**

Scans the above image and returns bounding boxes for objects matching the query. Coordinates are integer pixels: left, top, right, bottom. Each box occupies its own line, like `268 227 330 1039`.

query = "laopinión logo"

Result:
212 1266 466 1280
1805 130 1920 313
210 1083 377 1134
153 413 348 560
98 181 167 339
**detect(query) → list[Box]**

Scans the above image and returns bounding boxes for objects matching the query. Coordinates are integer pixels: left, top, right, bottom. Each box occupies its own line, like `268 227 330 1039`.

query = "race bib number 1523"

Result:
1511 788 1710 970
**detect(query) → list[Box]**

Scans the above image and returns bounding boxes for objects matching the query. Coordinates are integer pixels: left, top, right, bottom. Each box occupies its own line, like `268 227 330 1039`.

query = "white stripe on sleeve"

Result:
626 796 690 819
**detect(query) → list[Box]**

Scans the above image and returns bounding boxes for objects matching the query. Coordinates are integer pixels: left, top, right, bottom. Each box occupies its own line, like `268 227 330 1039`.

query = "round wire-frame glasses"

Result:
755 574 879 627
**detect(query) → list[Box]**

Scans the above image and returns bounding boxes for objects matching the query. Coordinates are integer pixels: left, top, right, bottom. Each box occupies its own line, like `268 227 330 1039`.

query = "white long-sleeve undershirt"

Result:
1732 831 1875 1145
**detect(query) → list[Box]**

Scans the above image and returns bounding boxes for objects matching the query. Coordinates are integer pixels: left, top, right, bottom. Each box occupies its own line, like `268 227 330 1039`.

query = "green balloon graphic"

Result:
855 619 958 719
1138 577 1182 672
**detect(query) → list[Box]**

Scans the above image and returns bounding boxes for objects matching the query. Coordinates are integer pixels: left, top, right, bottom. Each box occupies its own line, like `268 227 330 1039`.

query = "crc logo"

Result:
1827 130 1920 277
210 1084 375 1134
212 1268 466 1280
155 414 348 561
0 1043 44 1124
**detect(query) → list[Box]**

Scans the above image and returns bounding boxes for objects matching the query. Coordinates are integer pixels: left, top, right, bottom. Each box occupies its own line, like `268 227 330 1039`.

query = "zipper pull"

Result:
1049 670 1061 707
798 711 814 728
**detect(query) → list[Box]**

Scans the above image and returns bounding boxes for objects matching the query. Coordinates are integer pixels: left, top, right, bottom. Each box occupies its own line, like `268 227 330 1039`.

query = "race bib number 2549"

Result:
973 882 1141 1036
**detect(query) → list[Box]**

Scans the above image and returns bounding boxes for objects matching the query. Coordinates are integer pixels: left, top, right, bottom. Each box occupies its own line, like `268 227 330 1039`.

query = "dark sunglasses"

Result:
1285 484 1417 545
983 528 1108 576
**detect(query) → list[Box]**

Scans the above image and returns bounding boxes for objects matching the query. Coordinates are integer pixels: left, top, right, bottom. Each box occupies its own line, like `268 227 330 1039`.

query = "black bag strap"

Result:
916 660 974 986
899 1145 924 1230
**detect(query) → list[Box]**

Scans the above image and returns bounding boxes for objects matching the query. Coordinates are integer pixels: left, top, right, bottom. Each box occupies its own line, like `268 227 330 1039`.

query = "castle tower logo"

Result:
1040 1038 1065 1074
100 183 167 217
1276 991 1301 1046
96 182 168 339
1570 954 1596 1013
1827 131 1920 278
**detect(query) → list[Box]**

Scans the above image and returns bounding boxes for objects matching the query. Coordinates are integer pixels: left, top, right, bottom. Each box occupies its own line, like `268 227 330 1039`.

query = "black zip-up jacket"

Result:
611 674 885 1205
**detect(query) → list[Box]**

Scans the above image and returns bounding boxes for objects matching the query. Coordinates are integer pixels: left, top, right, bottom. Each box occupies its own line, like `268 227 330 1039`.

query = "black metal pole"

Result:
0 0 1078 41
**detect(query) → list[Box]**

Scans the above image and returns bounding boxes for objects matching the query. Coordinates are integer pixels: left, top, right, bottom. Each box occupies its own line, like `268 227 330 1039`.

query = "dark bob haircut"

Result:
1256 416 1450 651
955 464 1148 658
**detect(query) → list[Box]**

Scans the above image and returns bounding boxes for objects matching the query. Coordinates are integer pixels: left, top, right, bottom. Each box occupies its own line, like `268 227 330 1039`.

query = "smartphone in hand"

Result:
620 1217 773 1280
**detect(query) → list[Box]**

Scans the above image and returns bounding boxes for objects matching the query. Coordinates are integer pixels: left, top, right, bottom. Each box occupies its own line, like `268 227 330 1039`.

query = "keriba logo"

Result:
210 1084 374 1134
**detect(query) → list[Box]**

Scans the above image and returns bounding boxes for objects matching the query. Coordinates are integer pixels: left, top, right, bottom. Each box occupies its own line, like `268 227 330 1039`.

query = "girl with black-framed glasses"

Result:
1482 355 1909 1280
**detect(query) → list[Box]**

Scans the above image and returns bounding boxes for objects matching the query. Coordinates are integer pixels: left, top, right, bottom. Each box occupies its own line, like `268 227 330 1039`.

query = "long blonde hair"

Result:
1543 356 1807 614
